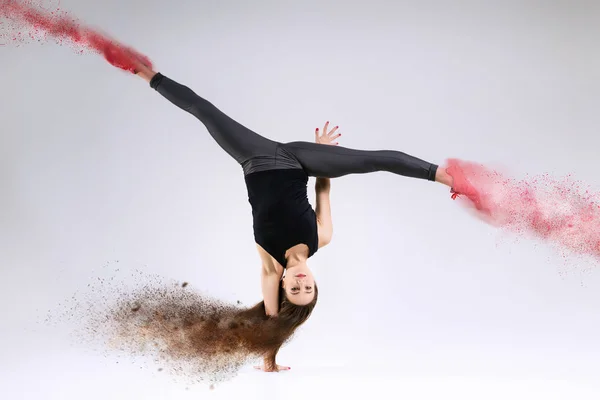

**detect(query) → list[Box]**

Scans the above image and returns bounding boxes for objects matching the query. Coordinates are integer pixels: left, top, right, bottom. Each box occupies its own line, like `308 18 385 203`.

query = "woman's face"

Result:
281 264 315 306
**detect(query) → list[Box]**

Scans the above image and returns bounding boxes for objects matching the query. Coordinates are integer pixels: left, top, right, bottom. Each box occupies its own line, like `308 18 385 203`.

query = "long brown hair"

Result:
238 284 319 361
98 279 319 382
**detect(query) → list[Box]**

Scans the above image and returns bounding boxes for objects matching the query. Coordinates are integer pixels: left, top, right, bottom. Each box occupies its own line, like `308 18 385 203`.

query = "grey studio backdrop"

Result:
1 1 599 399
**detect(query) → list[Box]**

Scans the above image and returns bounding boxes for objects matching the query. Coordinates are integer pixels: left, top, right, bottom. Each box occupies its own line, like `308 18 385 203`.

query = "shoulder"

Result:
255 243 283 275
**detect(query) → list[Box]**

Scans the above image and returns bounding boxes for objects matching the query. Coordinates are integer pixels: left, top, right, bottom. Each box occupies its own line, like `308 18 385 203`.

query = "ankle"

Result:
435 167 453 187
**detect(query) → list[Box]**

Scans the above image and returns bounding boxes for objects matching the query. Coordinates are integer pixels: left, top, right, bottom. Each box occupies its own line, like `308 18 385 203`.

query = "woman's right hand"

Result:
254 352 290 372
254 363 291 372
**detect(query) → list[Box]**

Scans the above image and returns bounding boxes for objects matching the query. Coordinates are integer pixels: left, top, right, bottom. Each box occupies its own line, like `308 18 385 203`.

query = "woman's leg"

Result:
281 141 448 182
280 141 485 206
146 72 278 167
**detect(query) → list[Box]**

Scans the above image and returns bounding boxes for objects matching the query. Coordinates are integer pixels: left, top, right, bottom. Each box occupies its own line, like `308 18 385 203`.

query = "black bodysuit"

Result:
149 73 438 265
246 169 318 267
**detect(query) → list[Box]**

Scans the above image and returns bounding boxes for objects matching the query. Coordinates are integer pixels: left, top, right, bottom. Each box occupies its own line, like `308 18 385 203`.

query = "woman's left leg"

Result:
281 141 443 181
281 141 483 204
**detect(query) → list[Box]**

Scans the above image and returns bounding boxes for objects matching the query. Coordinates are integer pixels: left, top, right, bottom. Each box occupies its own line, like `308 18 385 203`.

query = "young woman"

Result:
109 52 477 371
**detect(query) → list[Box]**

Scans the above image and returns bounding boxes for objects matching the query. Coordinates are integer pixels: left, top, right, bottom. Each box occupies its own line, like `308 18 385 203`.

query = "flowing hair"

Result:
238 284 319 362
99 279 319 382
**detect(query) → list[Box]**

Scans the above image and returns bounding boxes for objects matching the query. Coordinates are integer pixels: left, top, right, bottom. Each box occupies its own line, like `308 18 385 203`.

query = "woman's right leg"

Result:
146 72 279 171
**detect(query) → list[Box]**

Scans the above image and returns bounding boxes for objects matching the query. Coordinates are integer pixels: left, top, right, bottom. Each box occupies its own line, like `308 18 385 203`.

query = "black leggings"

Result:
149 73 438 180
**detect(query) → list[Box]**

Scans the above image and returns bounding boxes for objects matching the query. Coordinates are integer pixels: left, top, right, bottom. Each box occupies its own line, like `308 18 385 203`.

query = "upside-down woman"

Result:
106 52 478 372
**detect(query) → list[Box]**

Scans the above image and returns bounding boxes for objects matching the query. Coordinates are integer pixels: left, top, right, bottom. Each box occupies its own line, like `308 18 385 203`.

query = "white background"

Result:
1 0 600 398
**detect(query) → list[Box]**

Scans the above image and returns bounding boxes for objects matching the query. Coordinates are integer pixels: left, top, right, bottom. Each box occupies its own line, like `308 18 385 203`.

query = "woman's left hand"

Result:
315 121 341 146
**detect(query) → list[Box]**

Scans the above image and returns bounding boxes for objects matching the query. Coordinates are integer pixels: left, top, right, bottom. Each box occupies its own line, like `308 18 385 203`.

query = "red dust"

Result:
0 0 152 72
447 158 600 263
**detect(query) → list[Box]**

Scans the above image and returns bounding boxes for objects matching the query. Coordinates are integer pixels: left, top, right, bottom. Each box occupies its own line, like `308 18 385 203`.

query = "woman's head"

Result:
281 262 316 306
276 280 319 328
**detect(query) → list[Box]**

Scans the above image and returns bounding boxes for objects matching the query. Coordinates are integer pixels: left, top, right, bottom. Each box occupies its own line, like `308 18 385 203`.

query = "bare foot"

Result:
102 40 154 77
435 166 454 187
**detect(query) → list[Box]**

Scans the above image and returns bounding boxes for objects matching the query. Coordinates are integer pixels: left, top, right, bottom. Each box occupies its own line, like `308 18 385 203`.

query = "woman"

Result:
111 52 477 372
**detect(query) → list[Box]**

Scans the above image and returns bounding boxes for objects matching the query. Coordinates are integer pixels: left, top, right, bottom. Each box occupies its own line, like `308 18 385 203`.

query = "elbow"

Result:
317 217 333 248
324 230 333 245
319 229 333 248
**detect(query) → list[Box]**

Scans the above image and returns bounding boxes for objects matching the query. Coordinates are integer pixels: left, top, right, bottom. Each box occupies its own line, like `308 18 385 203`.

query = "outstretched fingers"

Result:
315 121 342 145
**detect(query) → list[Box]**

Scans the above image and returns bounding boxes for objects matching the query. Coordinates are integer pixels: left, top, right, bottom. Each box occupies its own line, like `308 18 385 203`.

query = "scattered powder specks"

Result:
0 0 152 72
449 158 600 270
47 269 289 385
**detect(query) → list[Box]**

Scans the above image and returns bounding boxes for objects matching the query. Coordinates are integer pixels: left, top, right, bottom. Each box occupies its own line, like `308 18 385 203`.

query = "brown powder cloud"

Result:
48 268 292 384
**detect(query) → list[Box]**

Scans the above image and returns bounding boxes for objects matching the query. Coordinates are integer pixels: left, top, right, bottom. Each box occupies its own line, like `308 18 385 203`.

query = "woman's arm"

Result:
256 244 282 317
316 177 333 248
261 269 281 317
256 278 290 372
254 246 290 372
313 121 339 248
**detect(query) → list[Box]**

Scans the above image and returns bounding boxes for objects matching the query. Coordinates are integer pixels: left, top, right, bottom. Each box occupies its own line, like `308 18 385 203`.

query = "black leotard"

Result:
245 169 318 267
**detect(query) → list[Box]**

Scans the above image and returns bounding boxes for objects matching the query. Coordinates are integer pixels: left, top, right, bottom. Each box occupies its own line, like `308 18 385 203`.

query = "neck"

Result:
285 254 306 268
285 244 308 267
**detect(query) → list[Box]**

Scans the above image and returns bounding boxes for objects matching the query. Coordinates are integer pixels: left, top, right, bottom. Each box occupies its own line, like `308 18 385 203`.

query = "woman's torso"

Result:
244 168 318 267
